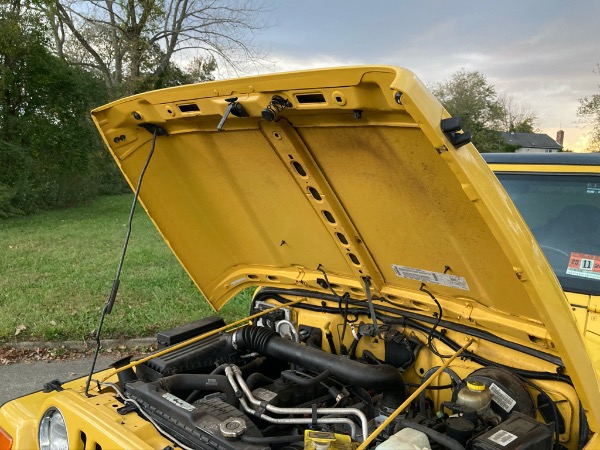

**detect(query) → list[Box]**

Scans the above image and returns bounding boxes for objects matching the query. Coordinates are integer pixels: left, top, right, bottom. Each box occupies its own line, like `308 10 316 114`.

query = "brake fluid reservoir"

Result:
457 380 492 415
375 428 431 450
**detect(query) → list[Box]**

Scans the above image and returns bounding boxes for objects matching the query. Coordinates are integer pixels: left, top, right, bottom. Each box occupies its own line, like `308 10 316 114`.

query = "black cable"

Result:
241 434 304 444
406 382 454 390
516 376 561 448
419 283 452 359
253 287 564 367
84 128 160 397
316 265 357 353
253 289 572 384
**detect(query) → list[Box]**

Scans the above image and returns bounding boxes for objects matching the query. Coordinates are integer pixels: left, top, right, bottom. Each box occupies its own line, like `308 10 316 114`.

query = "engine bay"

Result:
109 288 587 449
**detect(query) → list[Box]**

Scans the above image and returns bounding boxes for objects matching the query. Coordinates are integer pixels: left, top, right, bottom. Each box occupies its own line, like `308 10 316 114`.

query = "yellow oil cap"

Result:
467 380 486 391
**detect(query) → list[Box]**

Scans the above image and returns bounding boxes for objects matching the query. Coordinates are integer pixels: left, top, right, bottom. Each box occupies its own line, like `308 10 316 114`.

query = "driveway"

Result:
0 355 116 405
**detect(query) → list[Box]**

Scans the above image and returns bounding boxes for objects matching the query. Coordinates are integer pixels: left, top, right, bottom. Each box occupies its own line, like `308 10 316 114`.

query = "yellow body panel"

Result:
0 371 172 449
3 67 600 449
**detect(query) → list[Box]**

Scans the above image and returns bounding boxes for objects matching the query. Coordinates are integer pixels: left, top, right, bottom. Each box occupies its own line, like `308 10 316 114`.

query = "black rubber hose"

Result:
232 326 405 409
241 434 304 444
396 420 466 450
246 372 274 391
306 334 322 349
281 368 333 386
159 374 238 408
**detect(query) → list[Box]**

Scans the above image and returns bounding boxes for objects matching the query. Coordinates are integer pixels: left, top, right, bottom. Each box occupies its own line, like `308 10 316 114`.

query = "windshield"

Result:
495 172 600 296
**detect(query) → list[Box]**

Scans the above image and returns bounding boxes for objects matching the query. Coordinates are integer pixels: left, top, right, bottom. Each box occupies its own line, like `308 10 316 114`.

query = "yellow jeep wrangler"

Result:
1 66 600 449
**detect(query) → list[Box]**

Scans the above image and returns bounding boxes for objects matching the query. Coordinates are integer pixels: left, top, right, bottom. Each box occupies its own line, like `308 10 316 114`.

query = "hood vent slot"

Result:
178 103 200 112
296 93 326 104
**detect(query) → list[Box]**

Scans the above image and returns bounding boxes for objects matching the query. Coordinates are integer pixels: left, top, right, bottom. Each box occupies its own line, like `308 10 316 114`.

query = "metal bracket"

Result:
217 97 248 131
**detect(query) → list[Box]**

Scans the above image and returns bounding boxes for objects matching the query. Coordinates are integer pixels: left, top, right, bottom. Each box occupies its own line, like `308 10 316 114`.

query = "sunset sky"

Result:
246 1 600 151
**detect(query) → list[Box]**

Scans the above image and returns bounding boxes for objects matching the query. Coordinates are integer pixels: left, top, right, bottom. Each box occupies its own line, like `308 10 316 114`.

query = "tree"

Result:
578 65 600 150
0 2 115 217
432 70 506 152
497 93 539 133
41 0 268 97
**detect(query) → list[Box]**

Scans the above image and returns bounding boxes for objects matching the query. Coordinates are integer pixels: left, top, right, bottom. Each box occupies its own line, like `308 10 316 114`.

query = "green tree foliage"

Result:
433 70 507 152
578 65 600 150
0 5 118 217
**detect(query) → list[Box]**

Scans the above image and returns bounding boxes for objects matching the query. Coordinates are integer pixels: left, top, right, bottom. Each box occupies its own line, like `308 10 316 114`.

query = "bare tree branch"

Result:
39 0 270 96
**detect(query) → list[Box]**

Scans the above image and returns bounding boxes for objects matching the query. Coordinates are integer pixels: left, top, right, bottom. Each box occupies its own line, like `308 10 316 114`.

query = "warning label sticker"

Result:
162 393 195 411
488 429 518 446
566 252 600 281
489 383 517 413
391 264 469 291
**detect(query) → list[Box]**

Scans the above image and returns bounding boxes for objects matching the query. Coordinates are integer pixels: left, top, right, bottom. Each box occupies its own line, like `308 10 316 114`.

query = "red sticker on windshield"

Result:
567 252 600 280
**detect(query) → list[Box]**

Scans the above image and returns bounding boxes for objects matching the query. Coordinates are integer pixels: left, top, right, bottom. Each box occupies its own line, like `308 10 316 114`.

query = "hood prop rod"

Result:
358 338 474 450
84 126 162 397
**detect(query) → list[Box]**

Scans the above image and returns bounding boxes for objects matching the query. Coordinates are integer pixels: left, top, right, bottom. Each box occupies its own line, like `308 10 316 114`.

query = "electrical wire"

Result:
419 283 453 359
254 287 564 367
253 289 571 384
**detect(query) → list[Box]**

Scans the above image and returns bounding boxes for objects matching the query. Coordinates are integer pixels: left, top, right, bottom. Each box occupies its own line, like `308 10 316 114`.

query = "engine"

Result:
111 292 585 450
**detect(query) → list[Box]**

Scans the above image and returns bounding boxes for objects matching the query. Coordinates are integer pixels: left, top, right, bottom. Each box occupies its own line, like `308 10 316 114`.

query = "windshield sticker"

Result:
567 252 600 280
586 183 600 194
391 264 469 291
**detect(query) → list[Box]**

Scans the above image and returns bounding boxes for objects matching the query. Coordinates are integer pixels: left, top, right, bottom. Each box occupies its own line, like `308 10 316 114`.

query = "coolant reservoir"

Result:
457 380 492 415
375 427 431 450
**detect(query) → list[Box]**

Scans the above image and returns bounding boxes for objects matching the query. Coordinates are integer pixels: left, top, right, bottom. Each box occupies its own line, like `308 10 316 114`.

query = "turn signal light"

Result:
0 425 12 450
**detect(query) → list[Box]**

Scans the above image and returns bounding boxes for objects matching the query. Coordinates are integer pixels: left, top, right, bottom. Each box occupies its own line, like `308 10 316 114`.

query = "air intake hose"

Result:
231 326 405 409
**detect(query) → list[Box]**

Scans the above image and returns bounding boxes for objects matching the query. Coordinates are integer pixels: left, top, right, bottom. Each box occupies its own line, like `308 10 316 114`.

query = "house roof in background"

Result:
483 152 600 165
500 132 562 149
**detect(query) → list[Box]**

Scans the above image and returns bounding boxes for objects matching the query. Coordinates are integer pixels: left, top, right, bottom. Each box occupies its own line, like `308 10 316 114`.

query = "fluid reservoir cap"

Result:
467 380 486 391
219 417 247 437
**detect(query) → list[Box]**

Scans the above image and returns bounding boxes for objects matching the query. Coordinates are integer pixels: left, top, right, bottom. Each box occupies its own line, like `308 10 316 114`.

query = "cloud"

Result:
253 1 600 151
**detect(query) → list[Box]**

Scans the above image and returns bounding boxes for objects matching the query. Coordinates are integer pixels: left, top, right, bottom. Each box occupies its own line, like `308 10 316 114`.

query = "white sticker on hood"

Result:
391 264 469 291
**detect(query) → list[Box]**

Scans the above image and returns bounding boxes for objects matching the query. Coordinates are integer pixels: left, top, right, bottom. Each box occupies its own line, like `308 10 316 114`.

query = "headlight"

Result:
39 408 69 450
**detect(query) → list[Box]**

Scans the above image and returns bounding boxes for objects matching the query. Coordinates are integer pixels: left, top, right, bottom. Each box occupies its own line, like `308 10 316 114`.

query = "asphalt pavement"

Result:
0 355 116 405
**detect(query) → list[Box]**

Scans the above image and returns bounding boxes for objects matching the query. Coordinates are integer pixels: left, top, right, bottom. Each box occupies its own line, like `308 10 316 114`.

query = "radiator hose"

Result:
231 326 405 409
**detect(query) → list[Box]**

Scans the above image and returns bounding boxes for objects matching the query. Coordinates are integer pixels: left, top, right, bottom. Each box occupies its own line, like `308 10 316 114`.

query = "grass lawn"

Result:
0 195 252 343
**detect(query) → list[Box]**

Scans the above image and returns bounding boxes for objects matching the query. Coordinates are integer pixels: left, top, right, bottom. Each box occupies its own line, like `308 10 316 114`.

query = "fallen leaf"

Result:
49 320 57 326
14 324 26 336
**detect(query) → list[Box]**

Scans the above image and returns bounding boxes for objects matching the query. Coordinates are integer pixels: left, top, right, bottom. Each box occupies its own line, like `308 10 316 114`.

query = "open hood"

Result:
92 66 587 367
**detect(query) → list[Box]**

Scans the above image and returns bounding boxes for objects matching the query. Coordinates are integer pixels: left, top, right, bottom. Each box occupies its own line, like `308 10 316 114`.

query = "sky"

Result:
245 0 600 151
